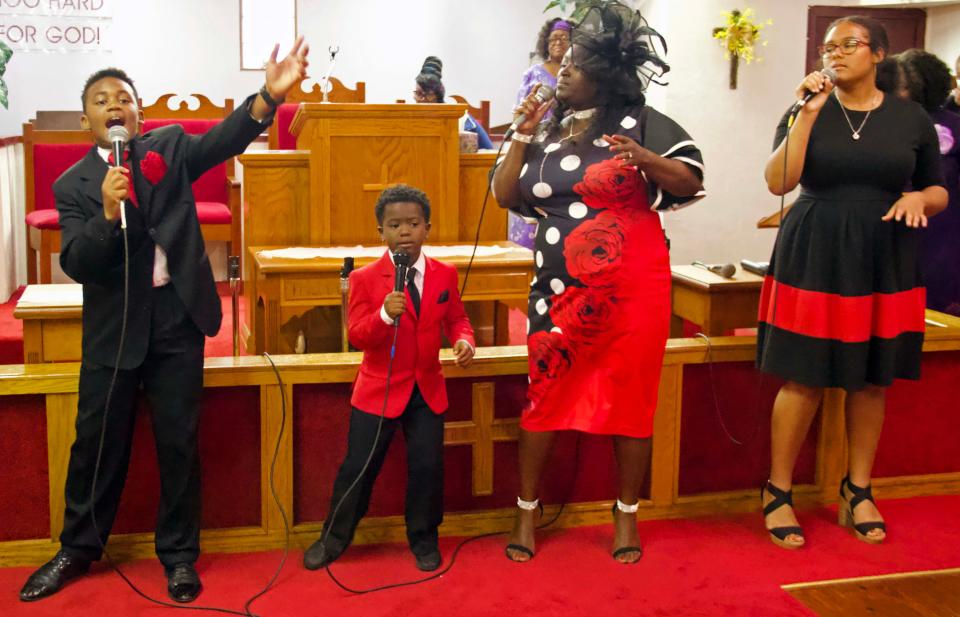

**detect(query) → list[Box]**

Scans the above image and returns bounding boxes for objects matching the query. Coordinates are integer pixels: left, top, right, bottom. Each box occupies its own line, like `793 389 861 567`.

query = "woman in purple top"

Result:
896 49 960 315
510 19 573 248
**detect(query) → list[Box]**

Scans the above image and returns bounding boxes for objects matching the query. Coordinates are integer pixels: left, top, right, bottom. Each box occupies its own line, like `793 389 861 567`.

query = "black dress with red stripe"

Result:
757 94 945 390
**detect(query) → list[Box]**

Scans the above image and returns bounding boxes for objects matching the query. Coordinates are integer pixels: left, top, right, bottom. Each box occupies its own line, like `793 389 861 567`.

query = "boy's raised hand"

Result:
453 340 474 368
264 35 310 102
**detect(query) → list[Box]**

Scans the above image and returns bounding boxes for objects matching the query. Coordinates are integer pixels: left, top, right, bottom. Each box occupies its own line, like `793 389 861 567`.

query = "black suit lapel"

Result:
76 147 107 207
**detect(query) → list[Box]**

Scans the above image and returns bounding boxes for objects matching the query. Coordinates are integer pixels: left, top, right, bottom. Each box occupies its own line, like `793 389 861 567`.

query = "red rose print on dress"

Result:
140 150 168 185
527 330 574 406
573 158 648 212
563 210 629 287
549 285 619 346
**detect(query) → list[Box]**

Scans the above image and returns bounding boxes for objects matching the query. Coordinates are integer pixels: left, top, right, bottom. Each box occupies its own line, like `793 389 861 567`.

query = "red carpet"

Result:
2 494 959 616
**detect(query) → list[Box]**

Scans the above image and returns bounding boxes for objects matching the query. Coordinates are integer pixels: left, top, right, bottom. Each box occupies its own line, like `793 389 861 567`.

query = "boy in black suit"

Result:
19 38 309 604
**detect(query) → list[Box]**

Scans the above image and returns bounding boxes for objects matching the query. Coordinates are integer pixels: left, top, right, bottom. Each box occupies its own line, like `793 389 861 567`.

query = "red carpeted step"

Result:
1 495 958 616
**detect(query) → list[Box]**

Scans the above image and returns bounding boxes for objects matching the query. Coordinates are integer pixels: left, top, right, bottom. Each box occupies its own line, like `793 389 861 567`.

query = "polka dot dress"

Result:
511 105 705 438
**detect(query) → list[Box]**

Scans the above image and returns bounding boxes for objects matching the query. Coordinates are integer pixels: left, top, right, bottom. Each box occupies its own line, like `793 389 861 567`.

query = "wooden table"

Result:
14 284 82 363
247 242 534 354
670 265 764 337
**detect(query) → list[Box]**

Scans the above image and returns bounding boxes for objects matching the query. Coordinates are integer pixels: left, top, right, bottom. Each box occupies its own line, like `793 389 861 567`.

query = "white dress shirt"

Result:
378 250 474 352
98 147 170 287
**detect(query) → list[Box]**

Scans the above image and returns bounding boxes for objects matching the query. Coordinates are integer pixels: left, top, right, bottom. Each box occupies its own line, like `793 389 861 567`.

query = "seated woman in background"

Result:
895 49 960 316
414 56 493 150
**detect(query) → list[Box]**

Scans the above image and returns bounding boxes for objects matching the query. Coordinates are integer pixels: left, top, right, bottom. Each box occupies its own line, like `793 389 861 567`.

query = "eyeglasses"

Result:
548 34 570 45
818 38 869 57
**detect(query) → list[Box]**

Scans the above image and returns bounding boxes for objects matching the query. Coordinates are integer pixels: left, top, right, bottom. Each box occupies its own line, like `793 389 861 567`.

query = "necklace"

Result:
532 120 590 199
834 90 878 141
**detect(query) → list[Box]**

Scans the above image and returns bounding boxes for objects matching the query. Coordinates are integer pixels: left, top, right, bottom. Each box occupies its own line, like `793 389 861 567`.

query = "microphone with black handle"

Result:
692 261 736 279
504 84 555 140
107 124 130 229
795 67 837 109
391 251 410 326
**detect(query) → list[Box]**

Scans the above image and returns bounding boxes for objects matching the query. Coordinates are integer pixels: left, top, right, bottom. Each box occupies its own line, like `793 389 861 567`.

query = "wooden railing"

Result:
1 316 959 566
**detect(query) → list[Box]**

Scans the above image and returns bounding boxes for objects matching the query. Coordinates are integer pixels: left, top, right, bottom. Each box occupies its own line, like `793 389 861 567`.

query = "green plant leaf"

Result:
0 40 12 65
0 79 8 109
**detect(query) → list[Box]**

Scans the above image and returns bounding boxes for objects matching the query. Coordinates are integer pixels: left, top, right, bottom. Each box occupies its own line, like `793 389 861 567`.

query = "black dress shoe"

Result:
19 550 90 602
166 562 202 603
303 539 340 571
414 549 441 572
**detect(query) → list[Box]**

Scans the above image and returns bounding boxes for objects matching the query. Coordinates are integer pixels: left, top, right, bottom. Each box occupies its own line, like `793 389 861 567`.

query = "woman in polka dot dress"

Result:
493 1 705 564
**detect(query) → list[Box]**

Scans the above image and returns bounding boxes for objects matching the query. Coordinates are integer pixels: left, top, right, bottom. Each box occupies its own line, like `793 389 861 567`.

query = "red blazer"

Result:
348 252 475 418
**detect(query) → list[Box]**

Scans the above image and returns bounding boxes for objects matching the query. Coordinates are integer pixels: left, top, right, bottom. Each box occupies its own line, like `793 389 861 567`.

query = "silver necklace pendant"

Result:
853 132 860 140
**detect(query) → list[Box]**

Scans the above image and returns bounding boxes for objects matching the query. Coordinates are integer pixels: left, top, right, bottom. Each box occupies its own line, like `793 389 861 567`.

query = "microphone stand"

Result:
228 255 241 357
321 46 340 103
339 256 353 352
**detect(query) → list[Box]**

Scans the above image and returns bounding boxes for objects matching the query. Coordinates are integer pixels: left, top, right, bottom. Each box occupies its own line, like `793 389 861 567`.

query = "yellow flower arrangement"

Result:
713 8 772 88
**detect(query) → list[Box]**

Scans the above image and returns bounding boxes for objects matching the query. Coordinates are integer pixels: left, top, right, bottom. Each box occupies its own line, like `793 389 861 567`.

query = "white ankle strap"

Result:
517 496 540 511
616 499 639 513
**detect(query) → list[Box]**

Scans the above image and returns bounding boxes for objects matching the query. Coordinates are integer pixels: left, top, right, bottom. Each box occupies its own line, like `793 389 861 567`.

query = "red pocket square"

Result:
140 151 168 185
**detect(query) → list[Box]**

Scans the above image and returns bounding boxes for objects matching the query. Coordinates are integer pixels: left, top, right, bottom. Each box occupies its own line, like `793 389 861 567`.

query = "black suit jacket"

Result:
56 94 272 369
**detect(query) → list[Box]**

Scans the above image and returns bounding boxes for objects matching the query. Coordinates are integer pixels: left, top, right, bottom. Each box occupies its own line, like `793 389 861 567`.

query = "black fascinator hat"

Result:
570 0 669 106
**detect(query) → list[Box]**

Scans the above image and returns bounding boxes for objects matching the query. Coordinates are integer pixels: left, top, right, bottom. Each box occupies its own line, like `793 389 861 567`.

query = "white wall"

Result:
926 4 960 68
650 0 808 267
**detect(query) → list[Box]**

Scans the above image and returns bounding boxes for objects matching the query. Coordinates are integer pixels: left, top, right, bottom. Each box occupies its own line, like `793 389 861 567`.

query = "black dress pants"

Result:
60 285 205 568
319 385 445 558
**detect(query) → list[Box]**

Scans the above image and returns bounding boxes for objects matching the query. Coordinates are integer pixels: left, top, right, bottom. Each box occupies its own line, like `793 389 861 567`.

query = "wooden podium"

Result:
239 103 510 352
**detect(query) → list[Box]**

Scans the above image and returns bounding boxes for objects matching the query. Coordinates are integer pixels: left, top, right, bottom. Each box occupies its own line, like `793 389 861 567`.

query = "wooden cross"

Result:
444 382 519 496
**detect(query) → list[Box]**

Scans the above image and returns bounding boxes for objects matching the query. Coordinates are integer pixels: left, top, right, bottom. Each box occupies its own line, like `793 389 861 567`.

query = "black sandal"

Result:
839 476 886 544
761 481 805 550
611 502 642 563
505 499 543 562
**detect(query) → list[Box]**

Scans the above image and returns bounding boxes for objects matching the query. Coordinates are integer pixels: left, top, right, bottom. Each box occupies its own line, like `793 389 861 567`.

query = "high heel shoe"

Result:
838 476 886 544
761 481 804 550
505 497 543 562
611 500 642 563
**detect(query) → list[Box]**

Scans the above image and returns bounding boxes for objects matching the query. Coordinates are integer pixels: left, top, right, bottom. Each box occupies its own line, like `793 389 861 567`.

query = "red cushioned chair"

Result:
267 77 365 150
22 122 94 283
141 93 239 260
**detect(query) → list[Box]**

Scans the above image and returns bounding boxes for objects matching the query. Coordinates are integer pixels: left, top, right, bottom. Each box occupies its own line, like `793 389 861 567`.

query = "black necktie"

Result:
406 267 421 316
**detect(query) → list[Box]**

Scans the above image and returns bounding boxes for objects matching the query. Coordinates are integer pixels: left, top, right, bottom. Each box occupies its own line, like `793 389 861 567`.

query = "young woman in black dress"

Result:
758 16 947 549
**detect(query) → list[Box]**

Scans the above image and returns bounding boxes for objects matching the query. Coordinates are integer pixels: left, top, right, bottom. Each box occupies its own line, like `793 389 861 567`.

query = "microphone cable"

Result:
459 136 508 299
86 204 292 617
695 104 796 448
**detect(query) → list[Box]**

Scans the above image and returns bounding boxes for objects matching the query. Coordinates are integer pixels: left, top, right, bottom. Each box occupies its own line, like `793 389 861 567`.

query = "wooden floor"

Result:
784 568 960 616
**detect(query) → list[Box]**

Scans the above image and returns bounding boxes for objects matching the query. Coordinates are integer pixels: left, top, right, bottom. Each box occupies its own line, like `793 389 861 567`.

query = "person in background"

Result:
515 18 572 115
413 56 493 150
945 54 959 114
895 49 960 316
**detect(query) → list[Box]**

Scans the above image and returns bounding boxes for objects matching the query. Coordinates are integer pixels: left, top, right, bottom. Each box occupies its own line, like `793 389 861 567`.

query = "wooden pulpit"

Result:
238 103 518 353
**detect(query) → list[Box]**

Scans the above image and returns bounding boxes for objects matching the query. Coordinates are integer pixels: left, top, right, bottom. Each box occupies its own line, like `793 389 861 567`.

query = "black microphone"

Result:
692 261 736 279
107 124 130 229
340 256 354 281
796 67 837 108
505 85 555 140
392 251 410 326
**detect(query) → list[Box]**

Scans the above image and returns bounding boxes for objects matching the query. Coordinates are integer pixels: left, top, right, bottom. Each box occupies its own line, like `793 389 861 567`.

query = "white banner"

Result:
0 16 111 51
0 0 113 18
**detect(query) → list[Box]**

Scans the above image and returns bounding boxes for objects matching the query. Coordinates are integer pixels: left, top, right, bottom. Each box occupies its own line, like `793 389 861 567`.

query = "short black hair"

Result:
81 67 139 111
896 49 953 112
375 184 431 224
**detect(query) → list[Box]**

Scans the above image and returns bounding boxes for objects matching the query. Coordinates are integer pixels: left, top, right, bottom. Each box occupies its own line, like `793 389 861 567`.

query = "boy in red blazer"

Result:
304 184 475 572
